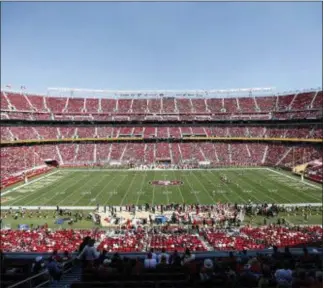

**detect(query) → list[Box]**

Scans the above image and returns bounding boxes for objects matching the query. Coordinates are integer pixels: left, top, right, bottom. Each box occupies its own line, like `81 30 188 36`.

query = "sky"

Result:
1 2 322 95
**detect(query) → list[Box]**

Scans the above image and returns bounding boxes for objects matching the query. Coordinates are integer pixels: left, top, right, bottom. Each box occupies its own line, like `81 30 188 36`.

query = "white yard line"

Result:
135 171 147 206
73 174 118 206
238 174 284 204
151 171 158 206
182 172 202 204
101 175 128 206
190 172 216 204
119 173 138 206
200 171 233 203
40 173 88 206
257 175 319 203
172 170 185 203
266 168 322 190
89 174 116 205
209 172 248 203
54 174 94 206
1 170 60 196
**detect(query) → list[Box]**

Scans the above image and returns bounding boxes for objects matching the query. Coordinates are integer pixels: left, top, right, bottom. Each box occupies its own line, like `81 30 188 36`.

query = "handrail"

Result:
7 270 50 288
7 258 75 288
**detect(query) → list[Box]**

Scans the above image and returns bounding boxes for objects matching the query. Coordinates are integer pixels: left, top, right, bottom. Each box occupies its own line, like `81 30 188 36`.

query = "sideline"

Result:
2 203 322 210
63 167 267 172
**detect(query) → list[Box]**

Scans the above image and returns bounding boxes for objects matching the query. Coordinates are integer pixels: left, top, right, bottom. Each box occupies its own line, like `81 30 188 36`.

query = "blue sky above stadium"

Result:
1 2 322 94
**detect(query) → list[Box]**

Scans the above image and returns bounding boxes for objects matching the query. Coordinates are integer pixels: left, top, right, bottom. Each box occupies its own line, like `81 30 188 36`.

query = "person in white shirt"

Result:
77 239 100 267
144 253 157 269
149 248 158 261
182 248 195 265
158 248 170 264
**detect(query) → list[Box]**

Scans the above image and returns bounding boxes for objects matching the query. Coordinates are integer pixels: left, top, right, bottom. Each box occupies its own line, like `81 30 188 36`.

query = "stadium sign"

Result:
149 180 184 186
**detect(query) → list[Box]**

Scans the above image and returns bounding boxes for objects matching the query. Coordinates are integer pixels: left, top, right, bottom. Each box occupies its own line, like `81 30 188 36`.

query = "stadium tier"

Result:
1 125 323 141
0 90 323 121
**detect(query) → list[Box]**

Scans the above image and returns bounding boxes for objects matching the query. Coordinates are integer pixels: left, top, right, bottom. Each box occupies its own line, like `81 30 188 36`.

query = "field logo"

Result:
150 180 183 186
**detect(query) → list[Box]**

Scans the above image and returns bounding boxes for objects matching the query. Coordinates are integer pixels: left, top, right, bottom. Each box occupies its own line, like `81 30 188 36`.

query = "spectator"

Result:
47 257 63 282
275 262 293 287
272 245 282 261
248 257 262 274
292 270 314 288
111 252 123 272
150 248 157 261
283 246 292 260
182 248 195 265
200 258 214 282
133 257 144 275
31 256 45 274
144 252 157 269
98 258 116 276
0 249 4 274
169 249 180 265
300 247 313 265
62 250 72 262
226 251 237 271
238 264 259 287
156 255 169 271
78 236 91 253
78 238 99 268
158 248 170 263
258 265 275 288
97 249 108 265
241 249 249 264
51 250 62 262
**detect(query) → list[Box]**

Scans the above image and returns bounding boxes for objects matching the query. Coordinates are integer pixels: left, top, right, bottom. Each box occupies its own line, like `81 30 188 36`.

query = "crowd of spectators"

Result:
72 234 323 288
0 223 322 254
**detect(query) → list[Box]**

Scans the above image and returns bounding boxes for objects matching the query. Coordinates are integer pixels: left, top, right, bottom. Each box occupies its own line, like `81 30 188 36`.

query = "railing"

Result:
7 258 75 288
1 136 322 145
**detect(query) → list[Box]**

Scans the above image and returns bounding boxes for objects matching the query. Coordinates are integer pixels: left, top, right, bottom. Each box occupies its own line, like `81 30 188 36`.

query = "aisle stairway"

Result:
43 262 81 288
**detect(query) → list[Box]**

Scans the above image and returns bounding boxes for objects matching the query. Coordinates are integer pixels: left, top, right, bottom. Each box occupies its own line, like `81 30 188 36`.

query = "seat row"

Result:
0 225 322 253
1 125 322 141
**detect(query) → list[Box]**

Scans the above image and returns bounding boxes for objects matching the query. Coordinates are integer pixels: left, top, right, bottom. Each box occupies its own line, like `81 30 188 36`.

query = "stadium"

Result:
1 87 323 287
1 2 323 288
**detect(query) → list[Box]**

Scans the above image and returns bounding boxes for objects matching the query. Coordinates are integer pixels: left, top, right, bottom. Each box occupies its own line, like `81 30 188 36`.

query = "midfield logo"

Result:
149 180 184 186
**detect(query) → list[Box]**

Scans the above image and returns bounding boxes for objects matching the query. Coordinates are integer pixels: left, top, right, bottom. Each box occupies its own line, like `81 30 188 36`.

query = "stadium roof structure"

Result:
46 87 277 98
1 86 322 99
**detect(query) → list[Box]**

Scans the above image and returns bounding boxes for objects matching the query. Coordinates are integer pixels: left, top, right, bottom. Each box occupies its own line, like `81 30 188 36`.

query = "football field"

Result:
1 168 322 207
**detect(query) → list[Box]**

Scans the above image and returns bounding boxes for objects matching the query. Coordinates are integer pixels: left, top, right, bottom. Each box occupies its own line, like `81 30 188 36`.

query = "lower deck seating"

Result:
1 143 322 184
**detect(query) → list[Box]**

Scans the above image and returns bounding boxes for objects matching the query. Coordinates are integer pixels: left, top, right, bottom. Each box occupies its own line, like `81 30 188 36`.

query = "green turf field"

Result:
1 168 322 206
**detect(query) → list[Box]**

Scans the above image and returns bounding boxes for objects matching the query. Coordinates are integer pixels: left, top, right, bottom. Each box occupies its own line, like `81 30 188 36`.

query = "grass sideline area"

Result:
0 167 322 207
1 209 322 230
